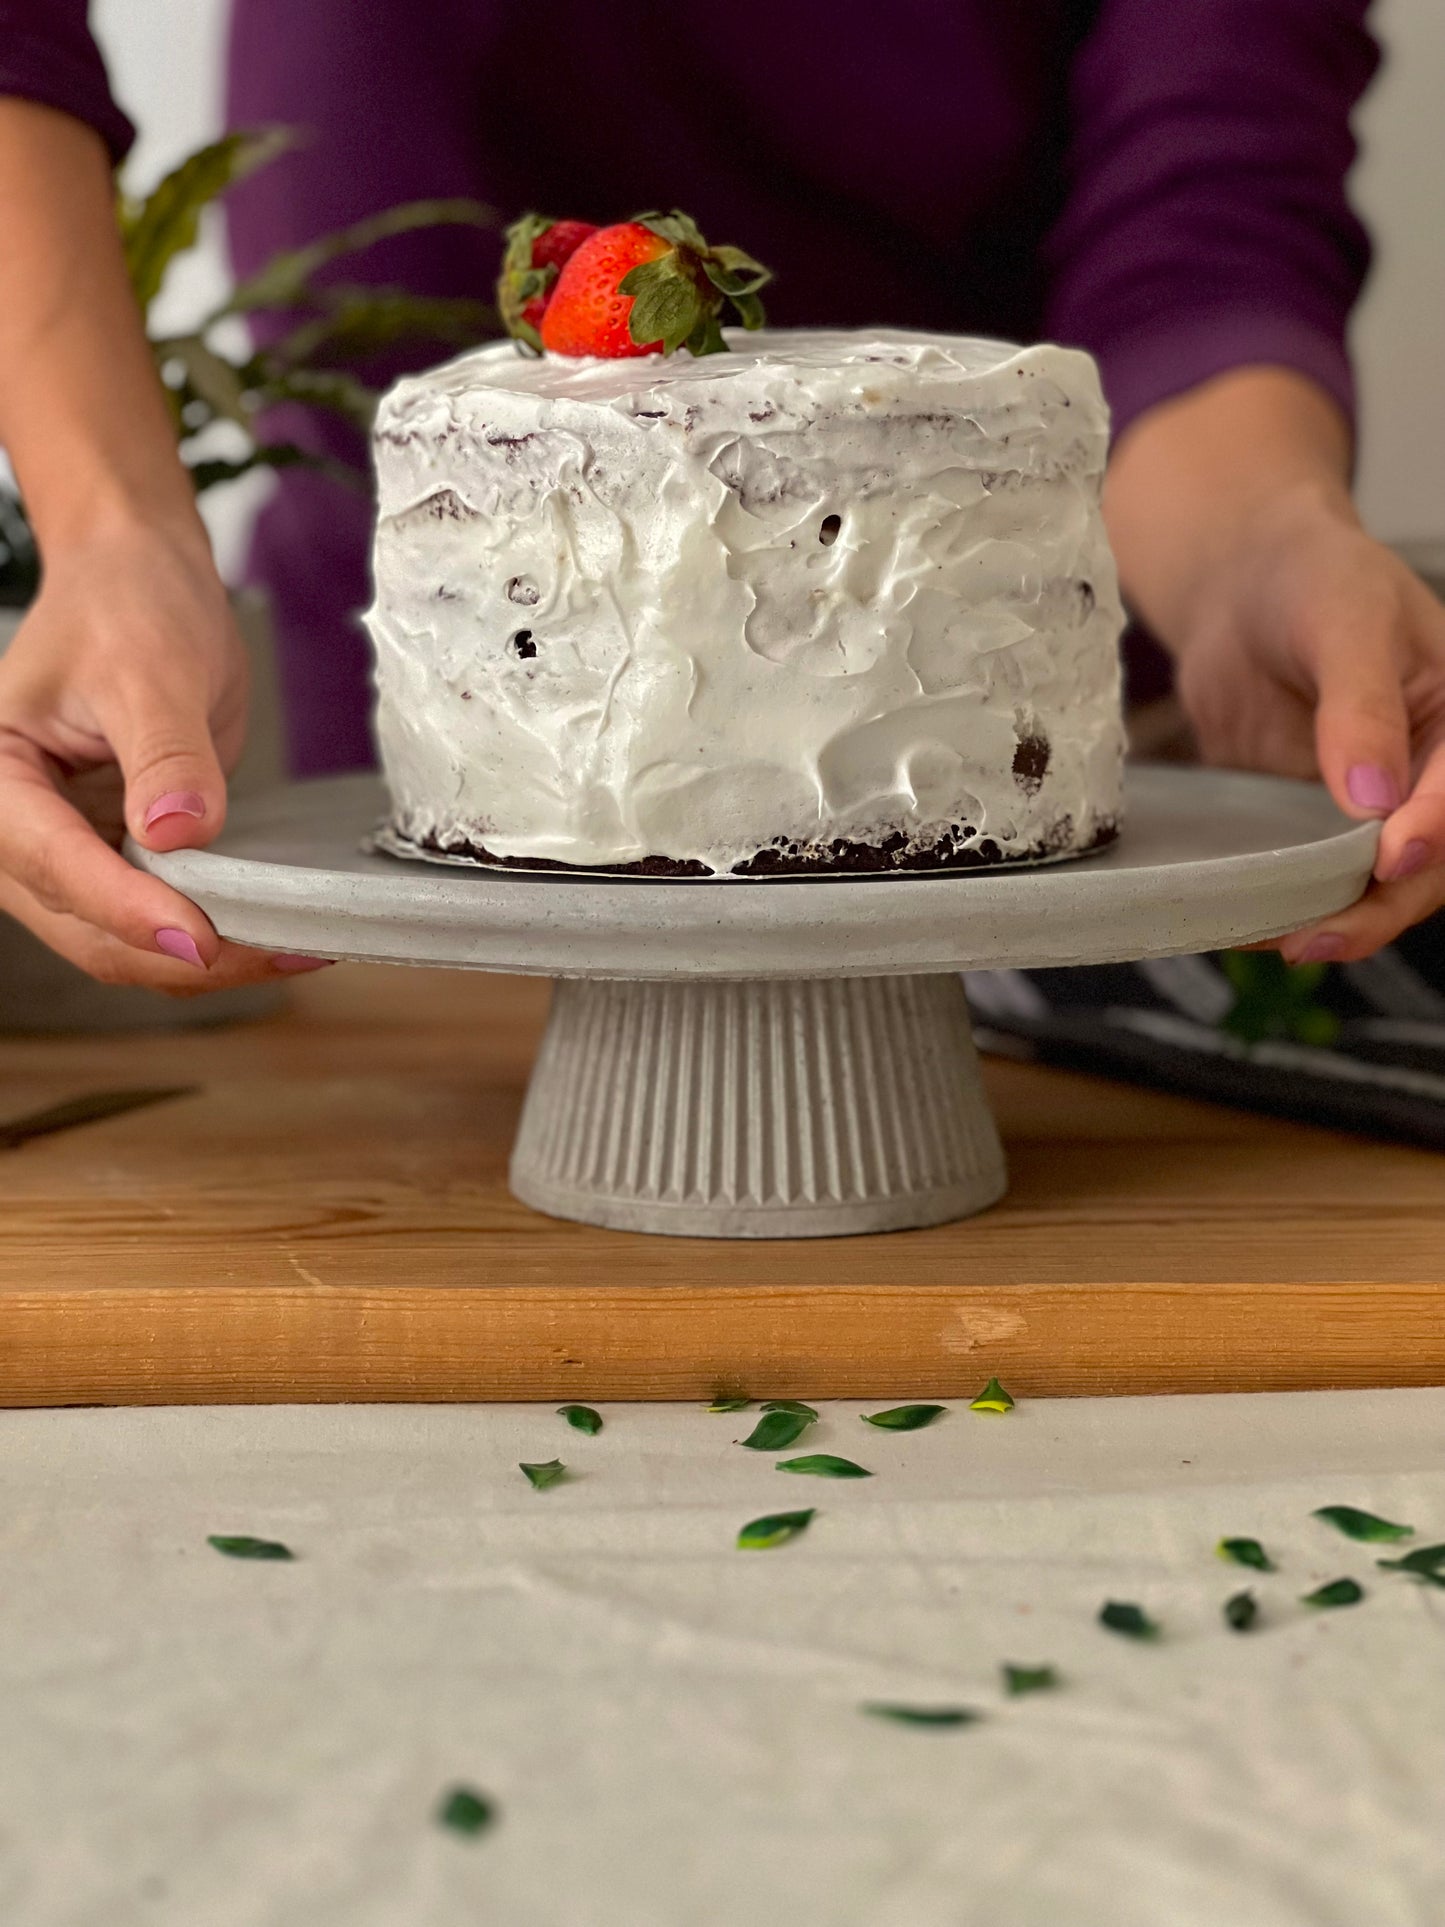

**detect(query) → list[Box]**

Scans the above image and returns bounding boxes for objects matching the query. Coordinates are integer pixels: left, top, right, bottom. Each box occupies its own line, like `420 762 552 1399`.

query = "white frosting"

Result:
366 327 1126 871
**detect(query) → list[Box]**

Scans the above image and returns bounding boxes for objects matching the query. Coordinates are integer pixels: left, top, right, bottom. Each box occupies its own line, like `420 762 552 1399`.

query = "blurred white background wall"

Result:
93 0 1444 571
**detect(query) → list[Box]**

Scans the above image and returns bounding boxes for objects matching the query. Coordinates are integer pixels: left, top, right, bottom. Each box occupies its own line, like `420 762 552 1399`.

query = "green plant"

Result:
0 128 496 603
1219 951 1340 1047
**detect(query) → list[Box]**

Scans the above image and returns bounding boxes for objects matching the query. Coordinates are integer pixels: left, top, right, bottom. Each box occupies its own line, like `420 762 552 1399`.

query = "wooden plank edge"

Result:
3 1279 1445 1405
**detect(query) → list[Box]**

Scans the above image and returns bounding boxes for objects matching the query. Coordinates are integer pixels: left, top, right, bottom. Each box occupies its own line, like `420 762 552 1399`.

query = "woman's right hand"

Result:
0 516 327 993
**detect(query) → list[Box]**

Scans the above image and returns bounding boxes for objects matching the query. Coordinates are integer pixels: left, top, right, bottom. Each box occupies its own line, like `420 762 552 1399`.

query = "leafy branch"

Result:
2 126 498 598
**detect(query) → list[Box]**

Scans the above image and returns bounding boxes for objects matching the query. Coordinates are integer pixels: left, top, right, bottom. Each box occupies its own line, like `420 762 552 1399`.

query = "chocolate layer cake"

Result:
366 328 1126 876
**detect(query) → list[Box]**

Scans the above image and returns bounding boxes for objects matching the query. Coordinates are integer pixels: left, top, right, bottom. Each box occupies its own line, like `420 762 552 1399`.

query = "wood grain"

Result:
2 965 1443 1405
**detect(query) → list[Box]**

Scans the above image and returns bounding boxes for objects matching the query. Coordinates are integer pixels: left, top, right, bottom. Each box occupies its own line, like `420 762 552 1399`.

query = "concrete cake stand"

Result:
128 767 1378 1240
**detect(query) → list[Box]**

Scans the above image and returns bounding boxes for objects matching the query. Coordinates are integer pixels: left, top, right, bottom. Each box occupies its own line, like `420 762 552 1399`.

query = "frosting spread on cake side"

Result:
366 327 1126 873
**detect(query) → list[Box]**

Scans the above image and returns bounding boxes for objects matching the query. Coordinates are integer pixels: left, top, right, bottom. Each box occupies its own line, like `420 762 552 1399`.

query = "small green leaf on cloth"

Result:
740 1411 814 1452
1313 1505 1413 1543
1377 1543 1445 1583
862 1704 981 1728
436 1785 496 1837
776 1455 872 1479
737 1509 815 1550
861 1404 945 1432
1217 1537 1274 1571
519 1460 568 1490
1224 1590 1259 1632
1099 1600 1160 1640
1002 1664 1059 1696
1301 1577 1365 1609
207 1535 294 1561
760 1400 819 1420
707 1397 752 1412
557 1405 602 1436
970 1378 1015 1414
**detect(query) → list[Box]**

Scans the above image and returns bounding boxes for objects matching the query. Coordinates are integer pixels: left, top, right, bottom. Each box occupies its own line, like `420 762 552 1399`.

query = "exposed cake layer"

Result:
367 327 1126 873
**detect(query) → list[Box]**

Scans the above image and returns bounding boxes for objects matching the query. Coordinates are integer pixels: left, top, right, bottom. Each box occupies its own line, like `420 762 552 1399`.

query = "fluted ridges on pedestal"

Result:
514 975 1005 1224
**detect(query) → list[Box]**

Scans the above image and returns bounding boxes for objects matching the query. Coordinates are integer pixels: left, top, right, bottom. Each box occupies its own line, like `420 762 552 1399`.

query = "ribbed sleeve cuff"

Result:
1089 310 1357 445
0 35 135 165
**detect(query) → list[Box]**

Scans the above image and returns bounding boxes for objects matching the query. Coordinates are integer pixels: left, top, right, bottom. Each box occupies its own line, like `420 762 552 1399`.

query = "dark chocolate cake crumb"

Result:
407 818 1118 879
510 630 537 659
1012 732 1051 796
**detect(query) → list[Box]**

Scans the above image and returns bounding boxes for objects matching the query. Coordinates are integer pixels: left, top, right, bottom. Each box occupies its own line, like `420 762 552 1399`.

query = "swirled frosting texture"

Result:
367 328 1125 871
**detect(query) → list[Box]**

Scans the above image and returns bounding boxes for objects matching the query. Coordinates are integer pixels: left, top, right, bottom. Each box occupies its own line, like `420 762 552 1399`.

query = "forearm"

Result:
1102 367 1356 652
0 96 202 556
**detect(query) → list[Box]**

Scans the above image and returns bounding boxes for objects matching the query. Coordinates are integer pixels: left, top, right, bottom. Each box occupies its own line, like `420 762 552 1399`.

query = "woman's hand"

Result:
1105 366 1445 961
0 100 328 995
1169 490 1445 963
0 518 327 992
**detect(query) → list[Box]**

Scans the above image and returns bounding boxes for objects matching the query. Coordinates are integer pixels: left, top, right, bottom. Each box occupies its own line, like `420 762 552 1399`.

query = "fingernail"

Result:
1288 934 1345 966
271 955 335 974
143 790 206 832
1387 838 1431 883
1346 764 1401 814
155 927 206 970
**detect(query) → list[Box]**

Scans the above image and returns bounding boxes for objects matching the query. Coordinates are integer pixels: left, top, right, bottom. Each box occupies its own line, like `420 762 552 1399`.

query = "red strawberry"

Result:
530 219 599 275
496 213 599 352
540 222 672 358
532 209 772 361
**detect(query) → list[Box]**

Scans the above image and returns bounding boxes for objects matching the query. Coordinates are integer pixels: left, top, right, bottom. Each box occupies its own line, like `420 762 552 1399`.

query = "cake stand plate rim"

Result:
125 764 1380 978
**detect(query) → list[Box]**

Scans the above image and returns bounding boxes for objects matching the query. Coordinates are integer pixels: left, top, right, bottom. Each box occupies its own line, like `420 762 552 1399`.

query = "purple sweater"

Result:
3 0 1379 774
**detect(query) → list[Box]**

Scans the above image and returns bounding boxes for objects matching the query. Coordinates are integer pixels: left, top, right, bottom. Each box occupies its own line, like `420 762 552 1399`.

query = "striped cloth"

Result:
966 915 1445 1149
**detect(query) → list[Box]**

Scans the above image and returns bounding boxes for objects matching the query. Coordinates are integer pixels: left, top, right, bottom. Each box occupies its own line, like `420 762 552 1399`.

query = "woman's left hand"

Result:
1171 492 1445 963
1105 368 1445 964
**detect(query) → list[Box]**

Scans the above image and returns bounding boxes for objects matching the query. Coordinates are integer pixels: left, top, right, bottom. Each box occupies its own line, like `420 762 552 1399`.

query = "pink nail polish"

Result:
155 928 207 969
1291 934 1345 966
1387 838 1431 882
271 955 335 973
1346 764 1401 814
143 790 206 832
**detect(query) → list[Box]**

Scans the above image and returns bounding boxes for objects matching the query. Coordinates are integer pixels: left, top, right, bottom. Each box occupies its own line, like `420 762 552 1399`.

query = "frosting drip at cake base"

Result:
367 328 1126 872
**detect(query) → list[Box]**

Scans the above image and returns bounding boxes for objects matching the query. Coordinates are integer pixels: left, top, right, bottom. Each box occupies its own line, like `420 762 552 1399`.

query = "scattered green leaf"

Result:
557 1405 602 1436
861 1405 945 1432
1224 1589 1259 1632
1002 1664 1059 1697
740 1411 814 1452
863 1704 980 1728
776 1455 872 1479
1217 1536 1274 1571
737 1508 815 1550
436 1785 496 1837
760 1400 819 1420
1313 1505 1413 1544
1377 1542 1445 1583
1301 1577 1365 1609
707 1397 752 1413
207 1534 293 1561
1099 1600 1159 1640
519 1460 568 1490
970 1378 1015 1414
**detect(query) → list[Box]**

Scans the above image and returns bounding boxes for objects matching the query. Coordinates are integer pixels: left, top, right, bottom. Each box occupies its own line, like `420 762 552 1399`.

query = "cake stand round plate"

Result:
128 767 1378 1240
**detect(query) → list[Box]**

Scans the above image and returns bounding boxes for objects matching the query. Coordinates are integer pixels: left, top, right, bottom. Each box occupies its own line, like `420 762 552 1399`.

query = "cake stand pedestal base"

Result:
510 974 1007 1238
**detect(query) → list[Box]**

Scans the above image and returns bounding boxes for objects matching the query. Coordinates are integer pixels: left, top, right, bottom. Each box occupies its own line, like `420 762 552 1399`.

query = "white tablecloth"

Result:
5 1390 1445 1926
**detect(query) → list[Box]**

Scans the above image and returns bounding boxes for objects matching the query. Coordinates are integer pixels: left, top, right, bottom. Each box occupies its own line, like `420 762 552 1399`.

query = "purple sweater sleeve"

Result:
1045 0 1379 438
0 1 134 162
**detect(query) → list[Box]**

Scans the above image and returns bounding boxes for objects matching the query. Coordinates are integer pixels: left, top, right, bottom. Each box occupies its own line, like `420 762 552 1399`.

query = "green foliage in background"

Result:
1219 950 1340 1048
0 128 496 603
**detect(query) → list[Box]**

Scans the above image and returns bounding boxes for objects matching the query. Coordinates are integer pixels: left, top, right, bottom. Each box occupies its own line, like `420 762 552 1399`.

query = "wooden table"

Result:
2 965 1443 1406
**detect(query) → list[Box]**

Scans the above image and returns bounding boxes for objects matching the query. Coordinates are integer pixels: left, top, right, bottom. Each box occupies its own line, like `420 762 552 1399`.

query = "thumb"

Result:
107 678 231 854
1310 621 1411 821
